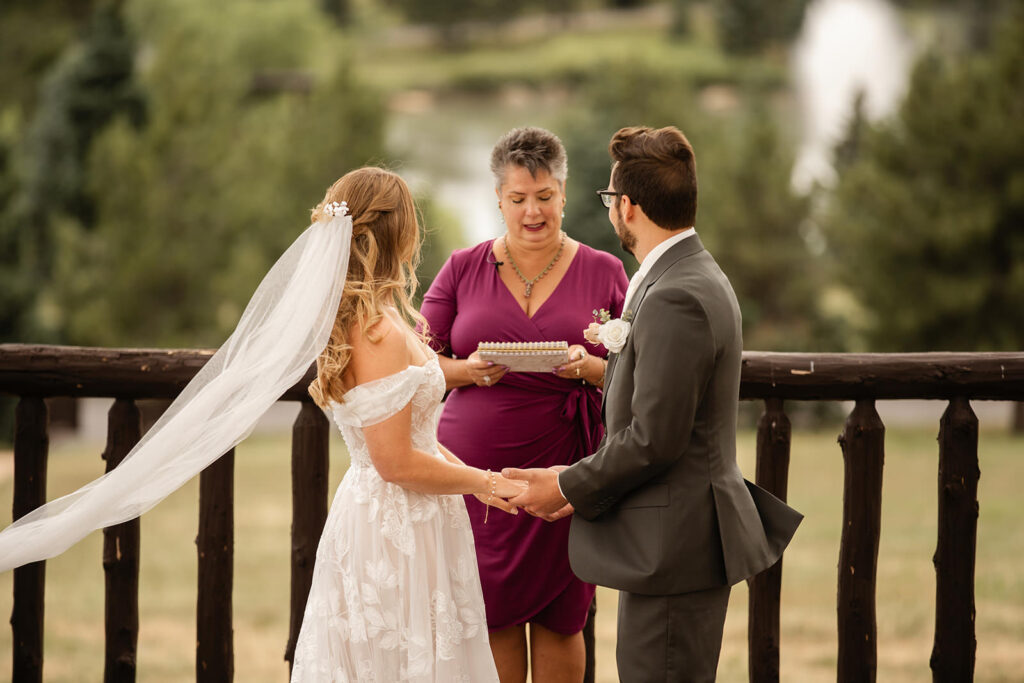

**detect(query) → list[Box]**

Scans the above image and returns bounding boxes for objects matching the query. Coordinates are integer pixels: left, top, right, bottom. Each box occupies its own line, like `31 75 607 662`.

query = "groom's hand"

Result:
503 467 569 518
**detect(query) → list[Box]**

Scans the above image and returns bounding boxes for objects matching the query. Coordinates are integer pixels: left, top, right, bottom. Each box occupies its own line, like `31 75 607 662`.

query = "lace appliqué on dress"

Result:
290 356 497 683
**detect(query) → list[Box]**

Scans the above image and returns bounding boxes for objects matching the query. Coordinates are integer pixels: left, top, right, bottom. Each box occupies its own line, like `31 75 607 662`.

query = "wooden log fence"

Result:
836 400 886 683
197 448 234 682
102 398 141 682
11 396 48 683
931 397 979 681
748 397 791 683
285 402 329 671
1 344 1023 682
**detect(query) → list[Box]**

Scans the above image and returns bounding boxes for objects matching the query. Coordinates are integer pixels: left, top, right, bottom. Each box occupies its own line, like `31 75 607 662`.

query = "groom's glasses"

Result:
596 190 623 208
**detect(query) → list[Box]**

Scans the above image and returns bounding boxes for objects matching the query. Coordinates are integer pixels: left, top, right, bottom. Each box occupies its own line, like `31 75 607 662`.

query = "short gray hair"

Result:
490 127 568 190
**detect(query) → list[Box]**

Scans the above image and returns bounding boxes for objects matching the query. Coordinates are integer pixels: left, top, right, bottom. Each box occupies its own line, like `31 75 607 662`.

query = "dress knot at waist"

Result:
560 385 603 459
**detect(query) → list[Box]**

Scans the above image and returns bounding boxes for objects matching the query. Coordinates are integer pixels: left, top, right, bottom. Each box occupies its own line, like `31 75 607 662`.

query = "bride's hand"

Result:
473 491 518 515
492 473 528 500
474 473 527 516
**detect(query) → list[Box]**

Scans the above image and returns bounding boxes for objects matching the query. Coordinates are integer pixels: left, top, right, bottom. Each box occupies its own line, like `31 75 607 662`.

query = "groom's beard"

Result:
613 207 637 255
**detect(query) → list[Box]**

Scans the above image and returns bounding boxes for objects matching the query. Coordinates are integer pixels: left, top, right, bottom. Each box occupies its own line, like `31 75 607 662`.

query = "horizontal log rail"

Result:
740 351 1024 400
2 345 1023 400
2 344 1023 683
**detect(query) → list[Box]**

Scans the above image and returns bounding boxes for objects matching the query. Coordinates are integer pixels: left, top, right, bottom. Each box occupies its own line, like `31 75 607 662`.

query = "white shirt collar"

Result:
638 227 696 275
623 228 696 311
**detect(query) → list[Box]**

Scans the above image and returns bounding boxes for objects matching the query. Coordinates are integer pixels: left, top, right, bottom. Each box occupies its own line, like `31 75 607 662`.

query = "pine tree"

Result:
47 0 387 348
822 12 1024 352
715 0 809 55
320 0 351 26
560 69 821 351
1 3 143 343
698 105 822 351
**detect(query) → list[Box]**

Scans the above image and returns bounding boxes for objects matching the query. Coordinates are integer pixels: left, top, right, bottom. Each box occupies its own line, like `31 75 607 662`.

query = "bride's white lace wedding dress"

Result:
290 355 499 682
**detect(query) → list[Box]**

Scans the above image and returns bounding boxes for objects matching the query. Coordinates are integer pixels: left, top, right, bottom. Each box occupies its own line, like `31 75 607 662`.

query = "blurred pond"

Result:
388 0 915 245
792 0 913 190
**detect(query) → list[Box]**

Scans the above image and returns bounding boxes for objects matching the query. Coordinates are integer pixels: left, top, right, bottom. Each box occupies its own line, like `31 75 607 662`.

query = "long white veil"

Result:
0 210 352 571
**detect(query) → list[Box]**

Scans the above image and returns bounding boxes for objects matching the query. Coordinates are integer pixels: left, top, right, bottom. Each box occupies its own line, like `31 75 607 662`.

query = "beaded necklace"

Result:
502 231 566 298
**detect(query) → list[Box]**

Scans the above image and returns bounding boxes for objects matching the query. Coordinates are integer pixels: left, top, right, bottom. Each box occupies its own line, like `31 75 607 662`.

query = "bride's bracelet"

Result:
483 469 496 524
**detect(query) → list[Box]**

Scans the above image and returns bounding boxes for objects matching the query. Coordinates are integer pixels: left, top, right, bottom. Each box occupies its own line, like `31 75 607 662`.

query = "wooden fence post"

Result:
749 398 792 683
196 449 234 682
931 397 979 682
102 398 142 683
285 402 329 671
837 400 885 683
11 397 49 683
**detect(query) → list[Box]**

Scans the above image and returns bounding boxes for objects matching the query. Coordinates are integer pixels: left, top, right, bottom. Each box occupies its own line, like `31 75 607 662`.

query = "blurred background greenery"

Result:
1 1 1023 680
4 0 1018 436
2 0 1021 357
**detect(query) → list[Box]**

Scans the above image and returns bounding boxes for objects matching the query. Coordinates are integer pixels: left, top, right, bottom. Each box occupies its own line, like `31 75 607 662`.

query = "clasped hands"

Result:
500 466 575 522
476 467 573 522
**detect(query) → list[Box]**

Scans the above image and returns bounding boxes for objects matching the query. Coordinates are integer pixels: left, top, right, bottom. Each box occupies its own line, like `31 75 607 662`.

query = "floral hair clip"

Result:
323 201 349 218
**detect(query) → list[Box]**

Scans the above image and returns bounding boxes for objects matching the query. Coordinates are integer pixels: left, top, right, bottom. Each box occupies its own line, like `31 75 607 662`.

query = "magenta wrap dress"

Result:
420 240 628 633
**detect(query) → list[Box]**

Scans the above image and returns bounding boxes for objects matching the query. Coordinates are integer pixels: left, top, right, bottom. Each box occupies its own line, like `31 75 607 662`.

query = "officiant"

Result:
419 126 628 682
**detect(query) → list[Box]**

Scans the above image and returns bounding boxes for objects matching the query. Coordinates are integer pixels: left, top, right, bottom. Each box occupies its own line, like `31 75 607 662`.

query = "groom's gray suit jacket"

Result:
559 235 802 596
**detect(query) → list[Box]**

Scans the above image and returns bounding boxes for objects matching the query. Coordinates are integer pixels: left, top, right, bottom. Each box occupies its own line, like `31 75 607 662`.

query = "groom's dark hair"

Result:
609 126 697 231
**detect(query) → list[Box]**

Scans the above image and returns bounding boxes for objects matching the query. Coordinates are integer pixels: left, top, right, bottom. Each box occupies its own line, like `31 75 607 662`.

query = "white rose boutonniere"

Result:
584 308 633 354
598 318 631 353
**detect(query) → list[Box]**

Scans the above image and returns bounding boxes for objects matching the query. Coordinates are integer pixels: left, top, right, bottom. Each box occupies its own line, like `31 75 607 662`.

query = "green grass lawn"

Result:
1 414 1022 682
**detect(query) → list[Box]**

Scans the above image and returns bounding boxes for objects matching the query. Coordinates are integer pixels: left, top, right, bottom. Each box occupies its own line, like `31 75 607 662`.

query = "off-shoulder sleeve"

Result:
330 367 424 428
419 252 459 355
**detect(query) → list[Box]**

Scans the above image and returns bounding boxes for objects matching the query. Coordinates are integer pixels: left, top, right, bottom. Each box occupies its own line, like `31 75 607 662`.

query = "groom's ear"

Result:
620 195 637 221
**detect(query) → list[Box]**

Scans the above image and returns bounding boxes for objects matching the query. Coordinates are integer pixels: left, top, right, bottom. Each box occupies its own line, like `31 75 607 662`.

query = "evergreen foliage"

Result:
415 195 464 303
1 3 143 343
714 0 809 55
560 69 822 351
46 0 387 348
320 0 352 26
0 0 96 117
389 0 518 48
0 114 27 343
822 12 1024 351
561 69 712 275
669 0 695 37
698 104 827 351
20 5 145 230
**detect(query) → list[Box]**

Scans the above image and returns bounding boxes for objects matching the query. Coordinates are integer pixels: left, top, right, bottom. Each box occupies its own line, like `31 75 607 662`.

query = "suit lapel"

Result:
600 235 705 414
601 352 620 414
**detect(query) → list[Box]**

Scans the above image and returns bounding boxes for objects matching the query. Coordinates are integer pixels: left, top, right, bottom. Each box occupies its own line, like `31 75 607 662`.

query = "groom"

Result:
505 126 803 682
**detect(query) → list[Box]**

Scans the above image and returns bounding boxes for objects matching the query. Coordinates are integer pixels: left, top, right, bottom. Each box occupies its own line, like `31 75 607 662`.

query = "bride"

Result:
289 168 522 681
0 167 523 681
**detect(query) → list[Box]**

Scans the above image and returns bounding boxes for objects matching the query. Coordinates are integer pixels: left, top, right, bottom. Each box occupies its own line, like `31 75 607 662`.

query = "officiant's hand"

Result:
502 466 570 518
554 345 602 385
466 351 509 388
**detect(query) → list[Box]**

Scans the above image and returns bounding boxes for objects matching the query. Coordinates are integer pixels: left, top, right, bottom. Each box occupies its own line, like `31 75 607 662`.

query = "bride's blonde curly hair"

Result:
308 167 427 407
